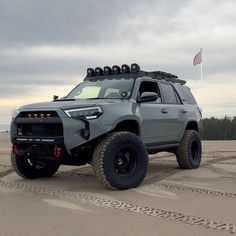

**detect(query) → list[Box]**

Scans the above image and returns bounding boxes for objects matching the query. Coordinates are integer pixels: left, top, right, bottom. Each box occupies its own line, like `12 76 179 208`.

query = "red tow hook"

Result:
54 146 62 158
12 145 19 155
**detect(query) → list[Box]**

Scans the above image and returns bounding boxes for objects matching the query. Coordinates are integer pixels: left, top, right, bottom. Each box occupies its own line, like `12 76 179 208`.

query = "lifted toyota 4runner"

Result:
10 63 202 190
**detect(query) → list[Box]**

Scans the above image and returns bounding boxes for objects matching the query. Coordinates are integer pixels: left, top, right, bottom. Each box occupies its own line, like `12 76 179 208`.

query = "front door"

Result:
137 80 172 145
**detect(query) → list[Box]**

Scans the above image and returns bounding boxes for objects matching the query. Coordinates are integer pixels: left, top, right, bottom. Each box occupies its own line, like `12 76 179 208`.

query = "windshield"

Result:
66 78 135 100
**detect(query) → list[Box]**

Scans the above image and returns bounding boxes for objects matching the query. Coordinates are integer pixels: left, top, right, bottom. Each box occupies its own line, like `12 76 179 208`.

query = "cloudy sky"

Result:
0 0 236 124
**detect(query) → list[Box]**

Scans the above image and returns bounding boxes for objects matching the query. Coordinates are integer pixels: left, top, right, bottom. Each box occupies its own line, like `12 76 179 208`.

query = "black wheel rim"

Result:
191 141 199 160
114 147 136 176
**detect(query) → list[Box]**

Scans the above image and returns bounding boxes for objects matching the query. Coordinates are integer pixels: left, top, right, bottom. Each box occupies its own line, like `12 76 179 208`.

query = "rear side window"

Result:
174 85 197 104
160 83 180 104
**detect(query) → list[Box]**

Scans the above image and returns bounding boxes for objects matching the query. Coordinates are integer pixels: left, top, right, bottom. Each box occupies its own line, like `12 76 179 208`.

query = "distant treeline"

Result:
200 117 236 140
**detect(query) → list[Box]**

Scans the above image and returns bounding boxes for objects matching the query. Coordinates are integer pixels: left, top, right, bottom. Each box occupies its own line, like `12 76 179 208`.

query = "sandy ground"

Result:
0 133 236 236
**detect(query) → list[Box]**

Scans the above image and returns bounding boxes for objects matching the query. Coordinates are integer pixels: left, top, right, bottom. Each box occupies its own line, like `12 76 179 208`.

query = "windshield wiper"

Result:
85 97 122 100
85 98 106 100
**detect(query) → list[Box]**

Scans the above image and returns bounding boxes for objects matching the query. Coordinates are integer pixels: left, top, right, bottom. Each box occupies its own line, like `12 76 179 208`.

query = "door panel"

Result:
158 82 187 142
137 80 185 145
160 104 184 142
139 103 171 145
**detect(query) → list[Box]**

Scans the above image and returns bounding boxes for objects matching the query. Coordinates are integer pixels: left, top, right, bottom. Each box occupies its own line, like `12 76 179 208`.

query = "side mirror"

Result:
137 92 158 103
53 95 59 100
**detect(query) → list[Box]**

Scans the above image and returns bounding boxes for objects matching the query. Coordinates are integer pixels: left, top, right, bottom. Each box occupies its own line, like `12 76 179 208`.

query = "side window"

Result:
138 81 162 103
160 83 181 104
174 85 197 104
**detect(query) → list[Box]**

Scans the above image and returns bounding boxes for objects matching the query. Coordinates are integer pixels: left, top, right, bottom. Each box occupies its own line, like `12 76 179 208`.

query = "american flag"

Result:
193 48 202 66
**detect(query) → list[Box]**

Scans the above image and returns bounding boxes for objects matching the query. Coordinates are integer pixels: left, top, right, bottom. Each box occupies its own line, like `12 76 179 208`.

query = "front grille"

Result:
17 123 63 136
16 111 63 137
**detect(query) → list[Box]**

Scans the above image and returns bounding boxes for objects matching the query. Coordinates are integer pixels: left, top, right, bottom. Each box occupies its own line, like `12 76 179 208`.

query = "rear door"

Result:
159 82 186 142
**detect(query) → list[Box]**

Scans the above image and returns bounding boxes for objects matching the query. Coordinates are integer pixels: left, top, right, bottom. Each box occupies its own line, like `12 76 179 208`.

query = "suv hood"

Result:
20 99 124 110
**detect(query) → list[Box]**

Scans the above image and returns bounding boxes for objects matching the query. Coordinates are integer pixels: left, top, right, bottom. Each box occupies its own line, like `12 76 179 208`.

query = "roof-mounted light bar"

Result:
85 63 185 84
87 63 140 77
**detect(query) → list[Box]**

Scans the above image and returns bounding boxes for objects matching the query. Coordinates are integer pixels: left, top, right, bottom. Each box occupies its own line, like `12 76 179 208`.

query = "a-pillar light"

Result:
95 67 103 76
87 68 95 76
104 66 112 75
130 63 140 73
112 65 121 74
121 64 130 73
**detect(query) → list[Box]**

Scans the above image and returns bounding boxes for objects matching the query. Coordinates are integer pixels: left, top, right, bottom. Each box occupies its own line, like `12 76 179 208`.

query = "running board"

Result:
147 143 179 154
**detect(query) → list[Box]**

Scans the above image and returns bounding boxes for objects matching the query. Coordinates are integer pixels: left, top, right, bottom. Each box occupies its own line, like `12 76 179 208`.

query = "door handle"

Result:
161 108 168 114
181 109 187 113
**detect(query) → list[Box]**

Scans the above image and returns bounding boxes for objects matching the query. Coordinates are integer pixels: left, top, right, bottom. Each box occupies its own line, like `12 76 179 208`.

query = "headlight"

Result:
64 107 103 120
11 108 21 121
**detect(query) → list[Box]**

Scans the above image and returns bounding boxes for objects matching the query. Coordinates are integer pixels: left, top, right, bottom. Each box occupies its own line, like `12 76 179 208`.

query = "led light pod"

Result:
121 64 130 73
104 66 112 75
87 68 95 76
112 65 121 74
130 63 140 73
95 67 103 76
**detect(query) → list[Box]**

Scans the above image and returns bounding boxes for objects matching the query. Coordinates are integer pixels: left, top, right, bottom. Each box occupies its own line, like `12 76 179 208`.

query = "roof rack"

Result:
84 63 186 85
140 71 186 85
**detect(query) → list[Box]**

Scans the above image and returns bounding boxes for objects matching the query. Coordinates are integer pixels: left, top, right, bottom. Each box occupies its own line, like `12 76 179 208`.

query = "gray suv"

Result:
10 63 202 190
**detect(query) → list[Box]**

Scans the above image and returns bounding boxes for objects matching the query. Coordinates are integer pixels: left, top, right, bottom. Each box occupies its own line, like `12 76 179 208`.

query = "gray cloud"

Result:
0 0 150 45
0 0 236 122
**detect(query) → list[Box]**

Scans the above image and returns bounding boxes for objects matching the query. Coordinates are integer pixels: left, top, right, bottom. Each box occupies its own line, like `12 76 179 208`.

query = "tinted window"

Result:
139 81 162 103
174 84 197 104
160 83 179 104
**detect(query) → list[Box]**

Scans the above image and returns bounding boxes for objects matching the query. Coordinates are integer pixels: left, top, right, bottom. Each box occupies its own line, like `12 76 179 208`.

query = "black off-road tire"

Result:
92 132 148 190
176 130 202 169
11 152 60 179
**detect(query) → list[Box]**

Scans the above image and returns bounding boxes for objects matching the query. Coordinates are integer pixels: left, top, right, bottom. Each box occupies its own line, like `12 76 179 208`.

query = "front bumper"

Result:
11 108 111 154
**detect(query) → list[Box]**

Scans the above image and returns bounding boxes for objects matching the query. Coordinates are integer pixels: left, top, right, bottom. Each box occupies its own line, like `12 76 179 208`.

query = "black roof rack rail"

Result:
140 71 186 85
84 63 186 85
